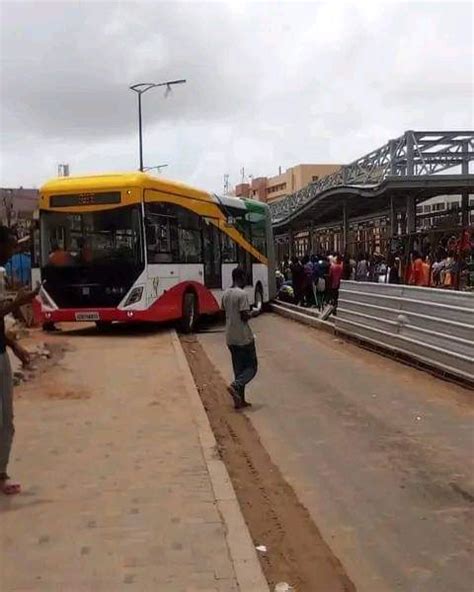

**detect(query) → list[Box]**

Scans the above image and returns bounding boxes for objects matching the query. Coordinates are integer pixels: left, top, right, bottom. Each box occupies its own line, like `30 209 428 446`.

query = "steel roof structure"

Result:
270 130 474 230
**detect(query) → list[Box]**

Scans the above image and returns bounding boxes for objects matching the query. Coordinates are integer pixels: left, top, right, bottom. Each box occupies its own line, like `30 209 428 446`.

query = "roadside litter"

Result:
274 583 294 592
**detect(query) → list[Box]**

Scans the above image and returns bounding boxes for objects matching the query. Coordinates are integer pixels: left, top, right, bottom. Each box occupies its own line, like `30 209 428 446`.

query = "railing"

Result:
270 130 474 223
335 281 474 383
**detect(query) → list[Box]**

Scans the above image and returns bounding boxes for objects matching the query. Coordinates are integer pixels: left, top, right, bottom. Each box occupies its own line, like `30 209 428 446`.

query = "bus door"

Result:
202 219 221 289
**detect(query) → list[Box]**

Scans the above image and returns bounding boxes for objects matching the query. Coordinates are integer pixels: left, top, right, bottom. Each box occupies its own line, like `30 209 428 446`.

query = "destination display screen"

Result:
50 192 121 207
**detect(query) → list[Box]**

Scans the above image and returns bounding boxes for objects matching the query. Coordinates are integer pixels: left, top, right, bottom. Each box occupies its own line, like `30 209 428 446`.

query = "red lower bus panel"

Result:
37 281 220 324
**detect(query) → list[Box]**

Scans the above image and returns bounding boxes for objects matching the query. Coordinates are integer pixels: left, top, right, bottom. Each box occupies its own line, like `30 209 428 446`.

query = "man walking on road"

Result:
222 267 260 410
0 226 39 495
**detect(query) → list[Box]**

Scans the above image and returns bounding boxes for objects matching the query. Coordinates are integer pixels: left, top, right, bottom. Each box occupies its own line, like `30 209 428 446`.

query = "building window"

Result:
267 182 287 194
312 176 319 182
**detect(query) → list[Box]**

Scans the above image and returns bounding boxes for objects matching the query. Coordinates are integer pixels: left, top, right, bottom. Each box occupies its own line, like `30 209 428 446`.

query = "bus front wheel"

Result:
180 292 198 333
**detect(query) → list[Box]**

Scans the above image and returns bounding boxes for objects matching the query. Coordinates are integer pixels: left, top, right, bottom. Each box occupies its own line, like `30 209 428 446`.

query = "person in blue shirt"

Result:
5 250 31 288
312 255 328 311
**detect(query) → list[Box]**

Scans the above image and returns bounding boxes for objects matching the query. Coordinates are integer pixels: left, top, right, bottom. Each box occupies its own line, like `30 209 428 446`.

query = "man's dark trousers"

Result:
228 340 258 400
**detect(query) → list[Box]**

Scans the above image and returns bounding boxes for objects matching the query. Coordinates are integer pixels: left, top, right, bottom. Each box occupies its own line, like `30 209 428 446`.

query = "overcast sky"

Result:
0 0 472 191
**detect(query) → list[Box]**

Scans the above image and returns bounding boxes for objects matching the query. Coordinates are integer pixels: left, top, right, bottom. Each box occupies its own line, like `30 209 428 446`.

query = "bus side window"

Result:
246 211 267 257
221 232 237 263
145 203 178 263
145 224 157 246
237 245 252 286
176 208 202 263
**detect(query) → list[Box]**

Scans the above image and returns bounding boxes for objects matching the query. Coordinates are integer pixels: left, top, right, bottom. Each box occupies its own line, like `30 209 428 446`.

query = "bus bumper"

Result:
37 305 182 325
34 281 220 325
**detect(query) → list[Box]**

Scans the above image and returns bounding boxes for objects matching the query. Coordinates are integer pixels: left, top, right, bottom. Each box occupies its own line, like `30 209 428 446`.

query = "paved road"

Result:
1 327 257 592
199 313 474 592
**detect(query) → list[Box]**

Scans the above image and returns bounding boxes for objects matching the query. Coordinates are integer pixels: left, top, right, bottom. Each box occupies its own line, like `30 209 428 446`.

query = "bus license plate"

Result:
75 312 100 321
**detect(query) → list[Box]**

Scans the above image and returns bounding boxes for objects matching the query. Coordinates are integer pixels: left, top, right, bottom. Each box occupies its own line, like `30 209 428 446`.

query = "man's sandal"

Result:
0 474 21 495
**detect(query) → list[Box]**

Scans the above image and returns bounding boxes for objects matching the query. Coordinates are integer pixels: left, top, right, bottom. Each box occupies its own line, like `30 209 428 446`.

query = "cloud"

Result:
0 0 472 191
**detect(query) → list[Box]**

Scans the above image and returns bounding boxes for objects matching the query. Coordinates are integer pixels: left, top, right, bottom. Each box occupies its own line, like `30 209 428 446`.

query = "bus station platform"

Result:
1 326 267 592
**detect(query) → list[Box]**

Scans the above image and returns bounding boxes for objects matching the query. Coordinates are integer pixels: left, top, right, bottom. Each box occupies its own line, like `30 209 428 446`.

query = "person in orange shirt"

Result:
48 243 73 266
328 254 344 306
421 255 431 287
411 251 424 286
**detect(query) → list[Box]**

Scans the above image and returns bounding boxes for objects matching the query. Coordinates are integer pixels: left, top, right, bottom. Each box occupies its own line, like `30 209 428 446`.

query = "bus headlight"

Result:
124 286 144 307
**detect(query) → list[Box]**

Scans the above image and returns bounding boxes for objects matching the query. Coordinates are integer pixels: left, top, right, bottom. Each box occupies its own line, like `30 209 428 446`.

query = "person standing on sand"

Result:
222 267 260 410
0 226 40 495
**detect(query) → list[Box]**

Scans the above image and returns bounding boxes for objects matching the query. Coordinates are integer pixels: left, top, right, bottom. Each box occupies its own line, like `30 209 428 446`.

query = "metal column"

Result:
404 131 415 234
309 222 315 254
461 141 470 227
342 201 349 253
406 131 415 176
390 195 397 236
406 194 416 234
389 139 397 175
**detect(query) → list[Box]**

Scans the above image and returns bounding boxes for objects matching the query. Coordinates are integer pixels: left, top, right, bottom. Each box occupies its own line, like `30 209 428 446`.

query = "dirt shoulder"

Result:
180 335 356 592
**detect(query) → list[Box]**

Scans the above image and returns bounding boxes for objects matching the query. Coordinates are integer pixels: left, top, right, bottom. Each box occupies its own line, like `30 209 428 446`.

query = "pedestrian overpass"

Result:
270 130 474 256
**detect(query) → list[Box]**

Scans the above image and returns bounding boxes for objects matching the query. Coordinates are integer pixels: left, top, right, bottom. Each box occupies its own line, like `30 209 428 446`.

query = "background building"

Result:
416 194 474 229
1 187 39 237
234 163 341 203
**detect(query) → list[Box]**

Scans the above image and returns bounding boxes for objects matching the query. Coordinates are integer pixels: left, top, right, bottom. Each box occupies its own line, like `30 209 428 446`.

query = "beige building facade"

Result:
234 163 341 203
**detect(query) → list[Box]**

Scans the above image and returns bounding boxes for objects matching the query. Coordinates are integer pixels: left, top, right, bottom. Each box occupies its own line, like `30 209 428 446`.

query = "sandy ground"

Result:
197 313 474 592
1 325 245 592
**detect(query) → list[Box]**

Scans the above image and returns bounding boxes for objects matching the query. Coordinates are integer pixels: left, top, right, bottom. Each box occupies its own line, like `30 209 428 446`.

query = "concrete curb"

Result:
171 331 270 592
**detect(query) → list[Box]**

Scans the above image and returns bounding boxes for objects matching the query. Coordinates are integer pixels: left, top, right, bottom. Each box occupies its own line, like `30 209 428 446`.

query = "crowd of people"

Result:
277 243 473 309
277 254 347 310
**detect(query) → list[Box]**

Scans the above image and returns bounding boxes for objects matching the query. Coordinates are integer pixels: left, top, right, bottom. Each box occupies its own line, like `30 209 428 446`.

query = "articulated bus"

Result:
35 172 276 331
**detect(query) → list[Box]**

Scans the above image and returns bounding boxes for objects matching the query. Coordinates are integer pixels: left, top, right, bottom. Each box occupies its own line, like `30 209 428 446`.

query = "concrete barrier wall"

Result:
336 281 474 384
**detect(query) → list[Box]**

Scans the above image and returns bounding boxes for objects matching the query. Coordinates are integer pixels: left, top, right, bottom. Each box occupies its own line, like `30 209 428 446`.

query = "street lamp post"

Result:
129 80 186 172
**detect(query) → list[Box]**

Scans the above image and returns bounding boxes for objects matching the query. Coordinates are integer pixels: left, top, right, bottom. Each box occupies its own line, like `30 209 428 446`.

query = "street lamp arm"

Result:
129 80 187 94
129 78 187 171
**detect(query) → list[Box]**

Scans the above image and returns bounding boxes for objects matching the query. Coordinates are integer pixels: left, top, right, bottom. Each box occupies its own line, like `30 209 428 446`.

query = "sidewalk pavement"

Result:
0 327 268 592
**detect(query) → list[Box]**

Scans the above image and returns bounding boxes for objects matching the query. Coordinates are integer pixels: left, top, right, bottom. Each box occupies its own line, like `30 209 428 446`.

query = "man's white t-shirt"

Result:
222 287 254 346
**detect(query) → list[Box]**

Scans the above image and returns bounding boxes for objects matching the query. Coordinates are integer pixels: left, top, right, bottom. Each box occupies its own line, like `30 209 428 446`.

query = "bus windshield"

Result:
40 205 143 267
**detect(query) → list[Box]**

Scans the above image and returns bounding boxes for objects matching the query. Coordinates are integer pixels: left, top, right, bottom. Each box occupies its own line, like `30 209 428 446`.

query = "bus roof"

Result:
215 194 269 212
40 172 270 212
39 172 211 200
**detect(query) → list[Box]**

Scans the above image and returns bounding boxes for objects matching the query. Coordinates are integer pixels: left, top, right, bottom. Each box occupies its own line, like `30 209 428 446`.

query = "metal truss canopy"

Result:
269 130 474 223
